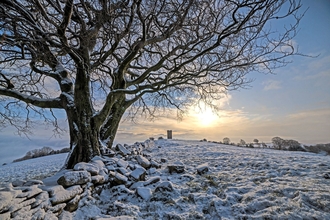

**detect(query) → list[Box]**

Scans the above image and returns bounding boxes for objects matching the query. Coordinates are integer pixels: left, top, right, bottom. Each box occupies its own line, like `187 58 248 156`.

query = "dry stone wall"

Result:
0 139 162 220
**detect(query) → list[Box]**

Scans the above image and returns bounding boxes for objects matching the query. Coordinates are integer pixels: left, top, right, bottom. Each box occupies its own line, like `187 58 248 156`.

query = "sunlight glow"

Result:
192 105 219 127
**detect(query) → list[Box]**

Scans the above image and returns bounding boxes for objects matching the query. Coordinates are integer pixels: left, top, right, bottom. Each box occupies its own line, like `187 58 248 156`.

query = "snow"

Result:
0 153 68 186
1 139 330 219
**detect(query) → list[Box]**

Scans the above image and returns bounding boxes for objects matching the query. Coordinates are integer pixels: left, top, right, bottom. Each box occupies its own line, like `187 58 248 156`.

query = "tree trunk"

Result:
64 64 102 169
100 96 127 148
65 117 100 169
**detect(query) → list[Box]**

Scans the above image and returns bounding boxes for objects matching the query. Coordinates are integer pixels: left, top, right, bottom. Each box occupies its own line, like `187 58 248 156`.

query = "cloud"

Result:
262 80 282 91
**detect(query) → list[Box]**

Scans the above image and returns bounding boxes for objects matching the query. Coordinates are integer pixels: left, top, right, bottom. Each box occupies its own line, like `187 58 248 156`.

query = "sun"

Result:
192 105 219 127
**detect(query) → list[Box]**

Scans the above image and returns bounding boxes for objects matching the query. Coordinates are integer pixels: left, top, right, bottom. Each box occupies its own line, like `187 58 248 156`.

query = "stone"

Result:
74 162 99 175
65 194 81 212
117 159 129 168
155 181 174 192
32 209 46 220
23 179 44 186
196 163 209 175
57 171 91 187
16 185 43 199
150 160 161 168
116 144 130 156
9 198 36 212
0 212 10 220
10 205 32 219
136 155 151 169
110 172 128 185
32 191 49 208
117 167 129 176
144 176 161 186
50 185 83 205
324 173 330 179
136 187 152 201
48 203 66 213
11 179 26 187
40 185 65 197
168 161 185 173
91 175 106 185
98 216 135 220
130 167 146 181
0 191 15 212
129 181 145 190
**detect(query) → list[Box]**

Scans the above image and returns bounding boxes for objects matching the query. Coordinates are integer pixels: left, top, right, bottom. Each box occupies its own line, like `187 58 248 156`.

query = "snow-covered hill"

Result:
1 139 330 219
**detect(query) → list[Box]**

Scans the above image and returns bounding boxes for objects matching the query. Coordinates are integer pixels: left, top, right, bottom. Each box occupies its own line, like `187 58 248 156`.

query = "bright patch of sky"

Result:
0 0 329 164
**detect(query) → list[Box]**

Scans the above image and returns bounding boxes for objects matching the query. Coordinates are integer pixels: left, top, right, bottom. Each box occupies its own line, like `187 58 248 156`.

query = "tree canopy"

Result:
0 0 303 168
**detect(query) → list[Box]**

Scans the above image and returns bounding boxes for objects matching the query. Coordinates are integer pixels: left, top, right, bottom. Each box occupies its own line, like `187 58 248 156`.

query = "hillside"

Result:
0 139 330 219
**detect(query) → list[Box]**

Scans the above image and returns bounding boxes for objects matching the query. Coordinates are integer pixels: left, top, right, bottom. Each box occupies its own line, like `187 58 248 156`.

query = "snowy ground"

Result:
1 139 330 219
0 153 68 186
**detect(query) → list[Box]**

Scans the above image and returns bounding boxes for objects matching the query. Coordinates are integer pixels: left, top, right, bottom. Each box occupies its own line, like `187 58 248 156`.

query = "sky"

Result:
0 0 329 164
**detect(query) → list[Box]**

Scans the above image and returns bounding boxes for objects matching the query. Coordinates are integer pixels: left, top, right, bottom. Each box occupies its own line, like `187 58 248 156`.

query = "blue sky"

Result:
0 0 329 164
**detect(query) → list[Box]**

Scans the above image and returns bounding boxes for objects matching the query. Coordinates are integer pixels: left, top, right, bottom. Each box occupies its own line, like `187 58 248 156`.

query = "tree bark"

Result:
100 96 127 148
65 64 102 169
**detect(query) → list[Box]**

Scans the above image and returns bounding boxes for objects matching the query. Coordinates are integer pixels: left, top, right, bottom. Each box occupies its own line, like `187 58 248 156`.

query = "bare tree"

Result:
0 0 303 168
223 137 231 145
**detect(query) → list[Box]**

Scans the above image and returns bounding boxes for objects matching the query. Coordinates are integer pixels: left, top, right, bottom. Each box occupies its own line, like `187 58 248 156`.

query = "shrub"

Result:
305 144 330 155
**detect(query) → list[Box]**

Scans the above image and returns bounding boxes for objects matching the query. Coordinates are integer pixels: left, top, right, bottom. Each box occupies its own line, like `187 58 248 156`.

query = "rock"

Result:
102 148 116 157
150 160 161 168
107 165 116 171
168 161 185 173
148 168 157 175
48 203 66 213
23 179 44 186
32 209 46 220
98 216 135 220
117 159 129 168
11 179 26 187
117 167 129 176
0 191 16 212
57 171 91 187
91 175 106 185
136 155 151 169
16 185 43 199
10 205 32 219
144 176 161 186
129 181 145 190
50 185 83 205
9 197 36 212
40 185 65 197
116 144 130 156
161 158 167 163
155 181 174 192
32 191 49 208
110 172 128 185
196 163 209 175
65 194 81 212
74 162 99 175
130 167 146 181
0 212 10 220
137 187 152 201
324 173 330 179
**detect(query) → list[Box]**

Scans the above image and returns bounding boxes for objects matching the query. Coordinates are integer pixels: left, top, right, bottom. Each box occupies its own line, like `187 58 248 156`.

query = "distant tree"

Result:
239 139 246 146
283 139 304 151
272 137 284 150
0 0 304 168
253 139 259 144
223 137 230 145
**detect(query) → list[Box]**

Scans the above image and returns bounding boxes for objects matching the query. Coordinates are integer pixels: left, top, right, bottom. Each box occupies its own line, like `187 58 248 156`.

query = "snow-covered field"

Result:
0 153 68 185
1 139 330 219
